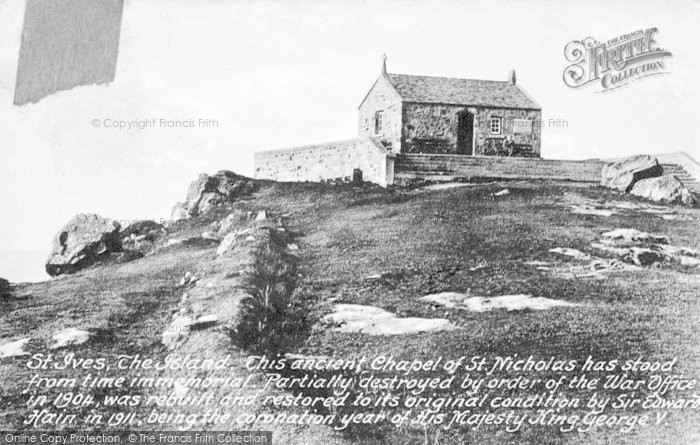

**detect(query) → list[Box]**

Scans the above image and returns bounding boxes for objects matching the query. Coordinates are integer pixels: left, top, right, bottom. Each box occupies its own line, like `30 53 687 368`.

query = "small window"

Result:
375 111 384 134
490 117 502 135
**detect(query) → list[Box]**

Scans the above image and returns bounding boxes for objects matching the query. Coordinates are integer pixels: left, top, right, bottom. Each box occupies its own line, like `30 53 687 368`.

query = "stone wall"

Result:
472 107 541 157
402 103 460 154
358 76 402 153
254 137 395 187
401 104 541 157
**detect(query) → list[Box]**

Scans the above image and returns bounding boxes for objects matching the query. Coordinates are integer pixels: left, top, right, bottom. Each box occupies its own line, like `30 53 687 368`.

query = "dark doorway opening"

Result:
457 110 474 155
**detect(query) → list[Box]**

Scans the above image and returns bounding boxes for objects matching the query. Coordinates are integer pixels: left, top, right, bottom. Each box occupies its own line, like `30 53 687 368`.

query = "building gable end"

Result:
358 74 403 110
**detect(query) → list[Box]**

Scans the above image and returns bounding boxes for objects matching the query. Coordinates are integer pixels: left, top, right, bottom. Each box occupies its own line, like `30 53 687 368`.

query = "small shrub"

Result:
232 234 312 355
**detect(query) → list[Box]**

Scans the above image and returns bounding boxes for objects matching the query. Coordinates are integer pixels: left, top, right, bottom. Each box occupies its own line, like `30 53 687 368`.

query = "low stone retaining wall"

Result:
254 137 395 187
396 154 606 182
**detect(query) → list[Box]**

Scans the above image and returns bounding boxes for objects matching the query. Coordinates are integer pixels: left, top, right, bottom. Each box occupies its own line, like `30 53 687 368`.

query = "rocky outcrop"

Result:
0 278 11 298
600 155 697 207
0 338 30 358
601 228 668 244
592 228 699 267
625 247 667 267
112 250 145 264
548 247 591 261
322 304 453 335
171 171 257 221
50 328 91 349
630 175 697 206
161 211 306 354
421 292 580 312
121 220 165 239
120 220 166 250
217 232 237 256
217 210 249 235
45 214 121 276
601 155 662 192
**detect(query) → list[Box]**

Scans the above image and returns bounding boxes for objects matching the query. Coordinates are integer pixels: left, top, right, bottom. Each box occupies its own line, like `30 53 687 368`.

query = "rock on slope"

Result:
171 171 257 221
631 175 696 206
601 155 662 192
601 155 696 206
45 213 122 276
0 277 10 298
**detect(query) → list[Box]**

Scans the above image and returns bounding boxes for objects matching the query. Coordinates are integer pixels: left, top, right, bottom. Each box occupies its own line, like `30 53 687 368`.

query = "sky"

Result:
0 0 698 282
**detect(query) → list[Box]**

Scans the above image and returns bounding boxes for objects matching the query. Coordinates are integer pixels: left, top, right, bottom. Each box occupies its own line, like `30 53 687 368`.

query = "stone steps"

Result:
395 173 463 183
394 156 700 191
395 154 604 182
661 163 700 192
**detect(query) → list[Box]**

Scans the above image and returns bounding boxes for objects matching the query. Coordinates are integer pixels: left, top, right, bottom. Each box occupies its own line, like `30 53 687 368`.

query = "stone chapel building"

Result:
359 56 542 157
254 56 544 187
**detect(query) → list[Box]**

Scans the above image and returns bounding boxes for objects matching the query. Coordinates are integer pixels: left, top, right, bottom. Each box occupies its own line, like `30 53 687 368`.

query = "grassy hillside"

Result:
1 179 699 445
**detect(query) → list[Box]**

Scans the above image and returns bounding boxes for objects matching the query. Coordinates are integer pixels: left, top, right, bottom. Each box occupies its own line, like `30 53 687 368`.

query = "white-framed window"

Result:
375 110 384 134
513 119 532 134
490 116 502 135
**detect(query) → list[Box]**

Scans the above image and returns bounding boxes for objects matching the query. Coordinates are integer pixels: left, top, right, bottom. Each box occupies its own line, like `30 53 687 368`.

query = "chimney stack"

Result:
508 69 516 85
381 53 387 74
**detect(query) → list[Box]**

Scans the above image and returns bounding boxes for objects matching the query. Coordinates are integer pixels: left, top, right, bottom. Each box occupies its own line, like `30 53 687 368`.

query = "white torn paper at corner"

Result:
14 0 125 106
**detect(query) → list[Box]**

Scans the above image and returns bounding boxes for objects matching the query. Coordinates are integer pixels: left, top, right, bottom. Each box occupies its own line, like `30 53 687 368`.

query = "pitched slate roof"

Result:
386 73 540 109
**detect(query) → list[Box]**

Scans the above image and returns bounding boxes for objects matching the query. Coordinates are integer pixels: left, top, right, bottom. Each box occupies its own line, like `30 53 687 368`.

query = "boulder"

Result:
171 171 257 220
601 155 662 192
0 277 10 297
45 214 121 276
630 175 697 206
